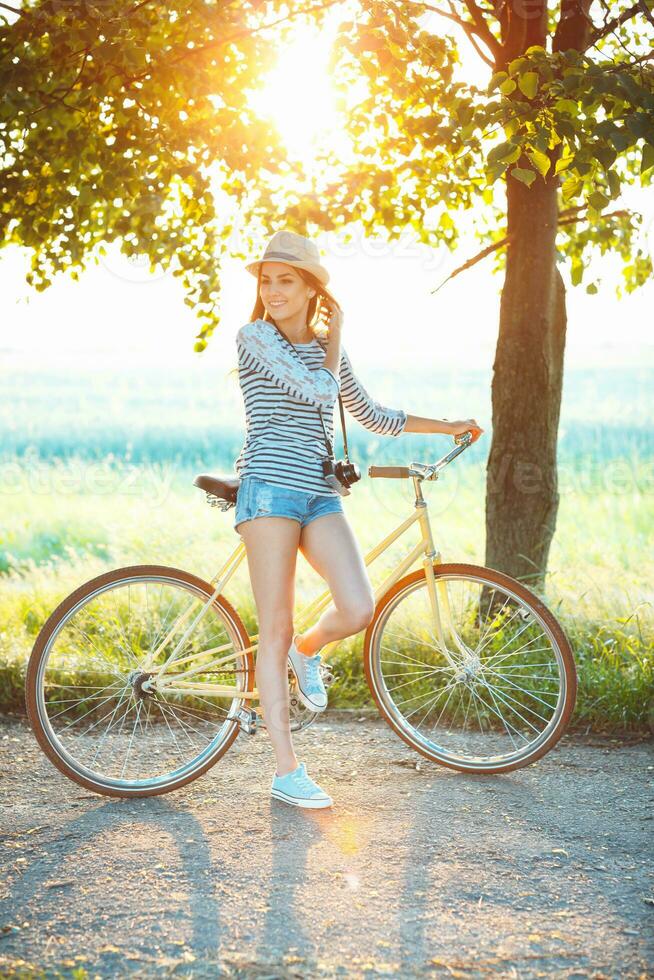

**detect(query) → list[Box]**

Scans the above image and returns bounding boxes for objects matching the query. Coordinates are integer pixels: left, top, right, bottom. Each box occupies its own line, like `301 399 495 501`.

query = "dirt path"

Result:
0 713 652 979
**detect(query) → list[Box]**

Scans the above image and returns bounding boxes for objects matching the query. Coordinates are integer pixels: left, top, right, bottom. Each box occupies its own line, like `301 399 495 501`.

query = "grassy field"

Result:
1 360 652 732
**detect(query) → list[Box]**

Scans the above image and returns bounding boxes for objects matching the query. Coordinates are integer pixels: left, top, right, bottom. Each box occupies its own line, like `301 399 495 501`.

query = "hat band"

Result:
261 249 307 262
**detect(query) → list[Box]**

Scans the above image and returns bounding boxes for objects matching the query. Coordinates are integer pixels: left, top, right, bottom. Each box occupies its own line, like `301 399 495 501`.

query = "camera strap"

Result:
268 320 351 464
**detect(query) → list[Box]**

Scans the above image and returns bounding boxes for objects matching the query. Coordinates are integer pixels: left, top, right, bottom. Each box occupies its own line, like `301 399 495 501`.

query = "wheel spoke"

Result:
484 635 551 670
47 682 124 720
58 688 129 735
427 681 459 732
30 572 252 795
479 678 547 732
89 688 132 767
66 625 126 680
381 637 453 669
368 569 574 772
472 685 523 750
483 665 560 709
479 616 537 665
155 700 208 745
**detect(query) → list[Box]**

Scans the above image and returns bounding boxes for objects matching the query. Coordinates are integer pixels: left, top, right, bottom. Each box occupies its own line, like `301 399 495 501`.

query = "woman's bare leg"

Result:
295 512 376 656
238 515 302 777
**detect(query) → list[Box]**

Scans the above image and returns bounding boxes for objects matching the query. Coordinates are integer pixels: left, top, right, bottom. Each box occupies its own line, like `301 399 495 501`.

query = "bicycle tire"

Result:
25 564 255 798
364 562 577 774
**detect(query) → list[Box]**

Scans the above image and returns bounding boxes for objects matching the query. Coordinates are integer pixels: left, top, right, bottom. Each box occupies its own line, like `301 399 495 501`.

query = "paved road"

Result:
1 713 652 979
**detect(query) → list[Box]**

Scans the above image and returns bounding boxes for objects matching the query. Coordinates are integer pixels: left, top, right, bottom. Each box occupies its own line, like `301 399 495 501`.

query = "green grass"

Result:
1 455 652 732
1 359 652 731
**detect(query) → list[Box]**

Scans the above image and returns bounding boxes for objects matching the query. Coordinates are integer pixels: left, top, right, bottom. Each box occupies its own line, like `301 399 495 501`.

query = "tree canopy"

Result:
1 0 333 331
296 1 654 300
2 0 653 348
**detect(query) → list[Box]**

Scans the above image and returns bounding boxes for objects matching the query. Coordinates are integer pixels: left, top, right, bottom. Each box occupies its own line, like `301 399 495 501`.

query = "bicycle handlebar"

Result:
368 431 474 481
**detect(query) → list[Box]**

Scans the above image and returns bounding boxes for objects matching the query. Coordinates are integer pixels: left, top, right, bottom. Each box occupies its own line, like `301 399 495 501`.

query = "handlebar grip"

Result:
368 465 411 479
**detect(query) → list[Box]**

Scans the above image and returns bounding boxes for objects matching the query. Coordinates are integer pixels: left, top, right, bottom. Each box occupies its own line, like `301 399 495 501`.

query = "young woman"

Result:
233 230 483 809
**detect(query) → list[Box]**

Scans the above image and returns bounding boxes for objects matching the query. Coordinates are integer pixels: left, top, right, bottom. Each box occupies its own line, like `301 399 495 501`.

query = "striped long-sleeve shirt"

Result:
233 318 407 496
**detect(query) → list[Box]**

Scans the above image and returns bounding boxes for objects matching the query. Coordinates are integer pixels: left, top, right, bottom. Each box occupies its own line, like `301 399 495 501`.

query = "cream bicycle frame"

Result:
140 438 473 702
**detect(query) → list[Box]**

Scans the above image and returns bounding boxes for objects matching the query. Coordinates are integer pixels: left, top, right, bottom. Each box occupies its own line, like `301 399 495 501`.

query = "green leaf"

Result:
555 154 574 175
557 119 577 140
488 71 508 93
554 98 578 116
526 148 550 177
641 143 654 175
626 114 650 140
503 118 520 138
547 129 562 149
511 167 537 187
607 170 621 198
612 127 633 153
518 72 539 100
499 78 517 96
561 176 583 201
562 72 582 94
571 258 583 286
488 141 521 164
586 282 598 294
588 190 609 211
594 145 617 170
507 57 527 78
534 127 550 153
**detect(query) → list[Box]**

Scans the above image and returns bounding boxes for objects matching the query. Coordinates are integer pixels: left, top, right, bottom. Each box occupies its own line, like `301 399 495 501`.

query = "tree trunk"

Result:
484 168 567 590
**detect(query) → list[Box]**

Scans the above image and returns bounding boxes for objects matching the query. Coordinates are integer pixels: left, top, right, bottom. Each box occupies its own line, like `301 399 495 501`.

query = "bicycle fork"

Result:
415 485 471 669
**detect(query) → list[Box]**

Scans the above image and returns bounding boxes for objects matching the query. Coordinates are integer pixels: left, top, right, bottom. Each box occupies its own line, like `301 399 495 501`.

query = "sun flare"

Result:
248 25 348 165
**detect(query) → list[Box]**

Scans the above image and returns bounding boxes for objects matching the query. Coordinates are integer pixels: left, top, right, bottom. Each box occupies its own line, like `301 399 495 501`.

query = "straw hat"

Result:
244 230 331 286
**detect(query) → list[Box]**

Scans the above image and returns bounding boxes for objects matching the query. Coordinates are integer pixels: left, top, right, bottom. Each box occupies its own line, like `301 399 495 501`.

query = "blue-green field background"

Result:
1 358 652 730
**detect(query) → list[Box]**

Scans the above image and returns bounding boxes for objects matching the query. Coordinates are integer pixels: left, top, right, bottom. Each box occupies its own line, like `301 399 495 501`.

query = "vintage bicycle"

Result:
25 433 577 798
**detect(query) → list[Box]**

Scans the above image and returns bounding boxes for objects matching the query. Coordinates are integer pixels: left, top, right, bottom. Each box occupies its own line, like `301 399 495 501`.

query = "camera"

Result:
321 456 362 496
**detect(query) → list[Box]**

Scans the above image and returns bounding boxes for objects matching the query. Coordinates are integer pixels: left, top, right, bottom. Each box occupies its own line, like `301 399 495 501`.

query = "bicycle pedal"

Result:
320 662 336 687
226 706 258 735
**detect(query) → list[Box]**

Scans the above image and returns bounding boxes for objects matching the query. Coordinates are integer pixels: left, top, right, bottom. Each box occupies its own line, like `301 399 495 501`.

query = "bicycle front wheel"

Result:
365 563 576 774
26 565 255 798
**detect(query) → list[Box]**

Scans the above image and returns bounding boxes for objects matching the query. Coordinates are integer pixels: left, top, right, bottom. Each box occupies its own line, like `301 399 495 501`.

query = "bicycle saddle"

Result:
193 473 240 504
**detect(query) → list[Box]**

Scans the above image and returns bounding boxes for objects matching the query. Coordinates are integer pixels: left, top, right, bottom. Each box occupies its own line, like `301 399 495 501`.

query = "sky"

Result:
2 4 652 375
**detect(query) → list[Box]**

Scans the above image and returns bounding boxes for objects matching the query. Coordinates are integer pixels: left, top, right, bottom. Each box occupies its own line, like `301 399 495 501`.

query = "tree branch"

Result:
0 1 23 14
461 0 503 58
25 48 92 118
410 0 500 64
557 207 631 228
446 0 496 65
589 2 643 46
638 0 654 31
430 207 636 292
431 234 509 293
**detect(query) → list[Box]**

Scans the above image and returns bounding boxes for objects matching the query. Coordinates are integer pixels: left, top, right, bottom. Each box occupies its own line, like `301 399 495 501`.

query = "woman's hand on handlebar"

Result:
448 418 484 444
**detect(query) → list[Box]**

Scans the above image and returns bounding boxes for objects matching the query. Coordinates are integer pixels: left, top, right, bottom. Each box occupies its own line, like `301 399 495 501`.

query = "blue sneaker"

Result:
287 633 328 712
271 762 333 808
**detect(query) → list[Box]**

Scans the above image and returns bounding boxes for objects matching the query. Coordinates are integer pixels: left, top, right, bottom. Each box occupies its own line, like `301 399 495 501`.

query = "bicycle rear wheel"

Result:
25 565 254 798
365 563 576 773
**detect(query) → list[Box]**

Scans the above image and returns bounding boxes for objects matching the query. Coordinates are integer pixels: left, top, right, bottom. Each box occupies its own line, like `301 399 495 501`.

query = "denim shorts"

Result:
233 475 344 537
